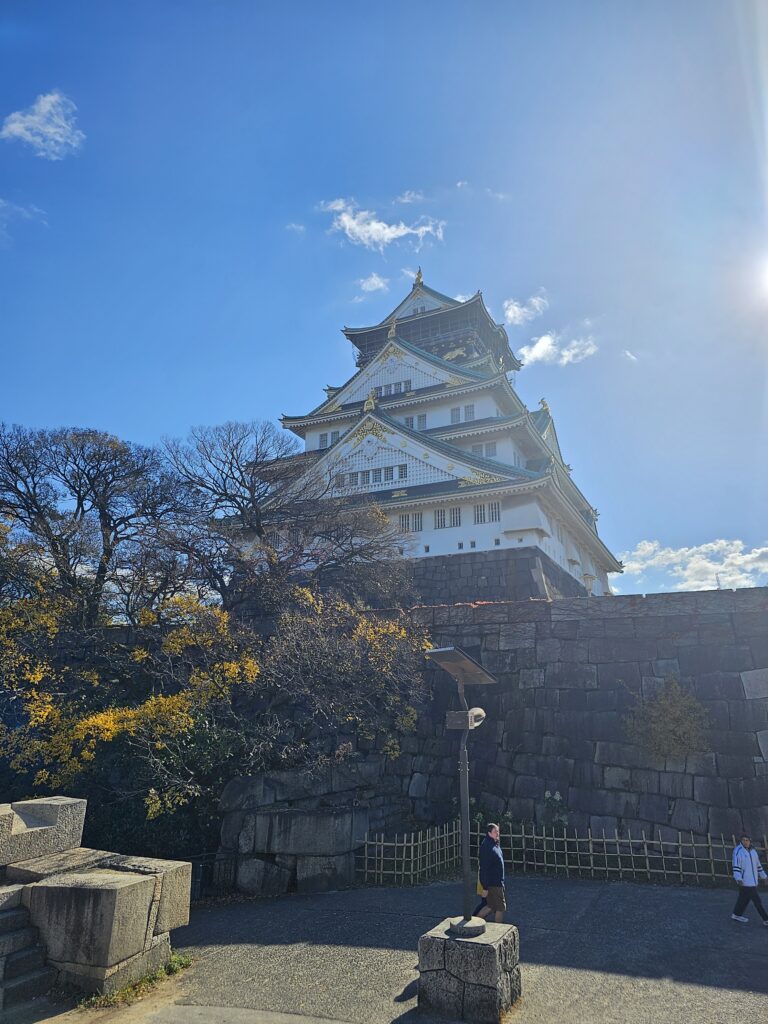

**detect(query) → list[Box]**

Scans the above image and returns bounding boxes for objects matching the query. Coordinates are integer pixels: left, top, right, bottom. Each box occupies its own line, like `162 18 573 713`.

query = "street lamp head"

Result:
425 646 497 687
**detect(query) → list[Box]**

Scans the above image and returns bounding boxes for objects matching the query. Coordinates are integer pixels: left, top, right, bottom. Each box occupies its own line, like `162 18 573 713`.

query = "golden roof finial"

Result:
414 266 423 286
363 388 377 413
387 320 397 340
539 397 550 413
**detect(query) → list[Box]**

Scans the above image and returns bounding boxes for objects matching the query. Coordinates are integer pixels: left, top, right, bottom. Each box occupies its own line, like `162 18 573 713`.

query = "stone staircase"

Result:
0 885 55 1012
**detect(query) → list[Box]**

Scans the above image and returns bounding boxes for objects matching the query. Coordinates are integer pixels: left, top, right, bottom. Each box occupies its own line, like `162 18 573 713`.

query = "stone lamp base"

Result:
418 918 521 1023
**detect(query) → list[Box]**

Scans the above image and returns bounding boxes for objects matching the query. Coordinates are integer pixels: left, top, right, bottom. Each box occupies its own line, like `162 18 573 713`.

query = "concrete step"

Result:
0 909 29 935
2 945 45 981
1 966 56 1009
0 886 24 912
0 928 38 959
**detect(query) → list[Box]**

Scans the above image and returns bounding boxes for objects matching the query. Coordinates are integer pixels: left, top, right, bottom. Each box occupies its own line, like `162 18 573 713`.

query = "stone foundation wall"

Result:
396 587 768 839
409 547 587 604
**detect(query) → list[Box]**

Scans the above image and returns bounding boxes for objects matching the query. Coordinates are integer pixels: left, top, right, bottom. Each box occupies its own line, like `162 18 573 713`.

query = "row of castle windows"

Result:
421 538 503 553
374 380 412 398
336 464 408 487
433 502 501 529
318 431 340 449
451 404 475 423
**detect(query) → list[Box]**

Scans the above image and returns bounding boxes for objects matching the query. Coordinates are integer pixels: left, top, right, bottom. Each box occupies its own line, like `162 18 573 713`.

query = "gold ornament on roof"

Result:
539 398 550 413
387 321 397 340
414 266 423 286
363 389 377 412
444 346 466 361
349 419 387 445
458 471 505 488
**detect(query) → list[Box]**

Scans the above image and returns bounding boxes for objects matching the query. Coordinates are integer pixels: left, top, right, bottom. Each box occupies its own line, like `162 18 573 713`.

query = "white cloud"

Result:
319 198 444 252
503 291 549 326
485 187 508 201
454 294 471 302
456 181 469 188
624 349 638 362
0 198 46 242
401 267 417 280
1 91 85 160
519 332 598 367
358 272 389 293
395 190 423 204
619 538 768 592
285 222 305 234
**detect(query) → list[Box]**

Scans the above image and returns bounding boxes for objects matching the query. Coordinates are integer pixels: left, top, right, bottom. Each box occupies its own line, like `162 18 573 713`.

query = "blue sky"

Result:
1 0 767 594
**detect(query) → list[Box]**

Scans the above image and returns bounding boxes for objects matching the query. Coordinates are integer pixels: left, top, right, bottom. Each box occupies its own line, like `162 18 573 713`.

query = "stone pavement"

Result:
12 876 768 1024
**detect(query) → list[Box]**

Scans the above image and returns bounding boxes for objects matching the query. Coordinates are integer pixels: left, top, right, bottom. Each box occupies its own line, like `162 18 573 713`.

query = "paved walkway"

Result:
13 876 768 1024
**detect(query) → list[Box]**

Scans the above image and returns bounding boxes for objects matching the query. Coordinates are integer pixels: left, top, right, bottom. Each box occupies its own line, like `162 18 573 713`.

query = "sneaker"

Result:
731 914 749 923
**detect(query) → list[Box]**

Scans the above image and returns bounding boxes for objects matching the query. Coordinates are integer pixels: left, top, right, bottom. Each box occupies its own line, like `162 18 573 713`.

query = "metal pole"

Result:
457 681 472 923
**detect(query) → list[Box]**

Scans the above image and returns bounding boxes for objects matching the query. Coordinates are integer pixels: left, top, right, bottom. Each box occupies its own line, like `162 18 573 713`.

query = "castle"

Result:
280 271 620 597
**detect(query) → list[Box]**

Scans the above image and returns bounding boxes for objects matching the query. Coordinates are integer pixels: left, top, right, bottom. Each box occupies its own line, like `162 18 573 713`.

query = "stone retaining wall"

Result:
409 547 586 604
397 587 768 839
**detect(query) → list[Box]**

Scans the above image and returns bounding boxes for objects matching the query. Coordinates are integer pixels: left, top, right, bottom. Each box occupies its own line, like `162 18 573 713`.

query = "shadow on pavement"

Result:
173 875 768 996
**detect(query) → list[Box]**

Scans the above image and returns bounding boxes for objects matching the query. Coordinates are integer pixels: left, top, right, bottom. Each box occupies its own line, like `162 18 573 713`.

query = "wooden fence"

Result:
356 819 766 888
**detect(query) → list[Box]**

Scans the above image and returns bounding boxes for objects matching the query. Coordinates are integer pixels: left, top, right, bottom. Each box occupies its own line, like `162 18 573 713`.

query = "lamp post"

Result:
425 646 497 937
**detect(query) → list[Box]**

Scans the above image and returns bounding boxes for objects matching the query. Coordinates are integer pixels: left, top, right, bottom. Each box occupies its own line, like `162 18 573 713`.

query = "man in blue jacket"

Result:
477 822 506 923
731 832 768 925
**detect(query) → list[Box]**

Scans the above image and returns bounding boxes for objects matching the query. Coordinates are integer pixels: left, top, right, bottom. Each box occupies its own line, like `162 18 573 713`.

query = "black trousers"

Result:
733 885 768 920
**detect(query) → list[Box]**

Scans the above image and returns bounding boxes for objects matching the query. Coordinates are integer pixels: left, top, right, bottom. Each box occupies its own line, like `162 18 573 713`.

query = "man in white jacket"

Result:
731 832 768 924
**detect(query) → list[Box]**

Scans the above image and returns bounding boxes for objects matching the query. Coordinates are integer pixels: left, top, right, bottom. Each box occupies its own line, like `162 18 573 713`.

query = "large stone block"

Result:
236 857 293 895
251 807 369 857
670 799 709 834
658 773 693 800
741 668 768 700
296 852 355 893
23 869 156 967
418 919 520 1023
52 933 170 996
0 797 86 867
103 855 191 933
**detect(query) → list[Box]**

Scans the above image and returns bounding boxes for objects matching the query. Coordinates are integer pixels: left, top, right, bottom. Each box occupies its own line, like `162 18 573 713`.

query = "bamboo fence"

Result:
356 819 766 888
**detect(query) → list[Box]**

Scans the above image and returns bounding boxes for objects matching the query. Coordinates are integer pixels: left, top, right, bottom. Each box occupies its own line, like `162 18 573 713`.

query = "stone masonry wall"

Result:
390 587 768 840
409 547 587 604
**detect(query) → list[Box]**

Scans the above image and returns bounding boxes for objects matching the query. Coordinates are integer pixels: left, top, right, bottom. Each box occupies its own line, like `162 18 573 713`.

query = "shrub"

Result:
624 678 710 759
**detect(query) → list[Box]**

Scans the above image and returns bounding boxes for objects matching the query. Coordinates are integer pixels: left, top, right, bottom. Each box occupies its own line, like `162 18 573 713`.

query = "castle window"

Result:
331 431 340 444
450 407 461 424
424 544 430 552
470 540 476 549
335 474 345 487
458 542 464 550
348 472 359 486
360 470 370 485
394 382 402 394
319 433 328 449
464 404 475 421
484 442 496 457
384 384 392 396
494 538 501 546
412 512 423 531
404 380 412 391
417 414 427 429
488 502 501 522
472 444 483 456
449 506 461 528
405 416 414 429
384 466 394 482
399 513 410 532
398 464 407 479
474 504 486 525
372 468 382 483
434 509 446 529
374 386 383 398
513 451 522 467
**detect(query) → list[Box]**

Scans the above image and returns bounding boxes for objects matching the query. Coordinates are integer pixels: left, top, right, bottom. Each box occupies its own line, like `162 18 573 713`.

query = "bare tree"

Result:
0 425 186 626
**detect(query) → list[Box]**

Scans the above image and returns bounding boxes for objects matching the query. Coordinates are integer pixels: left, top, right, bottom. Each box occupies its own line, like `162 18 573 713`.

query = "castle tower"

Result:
280 273 621 597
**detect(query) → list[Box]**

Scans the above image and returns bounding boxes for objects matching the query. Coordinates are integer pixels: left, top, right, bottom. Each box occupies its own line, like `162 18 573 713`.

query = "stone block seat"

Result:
0 798 191 1003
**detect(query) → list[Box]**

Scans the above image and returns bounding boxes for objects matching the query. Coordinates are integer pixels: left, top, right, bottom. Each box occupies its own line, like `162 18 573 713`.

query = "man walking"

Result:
731 832 768 925
477 822 505 923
